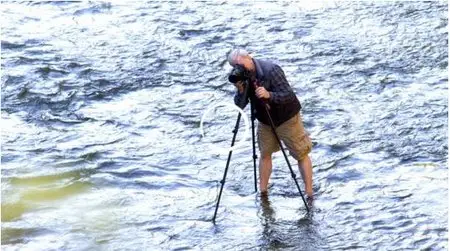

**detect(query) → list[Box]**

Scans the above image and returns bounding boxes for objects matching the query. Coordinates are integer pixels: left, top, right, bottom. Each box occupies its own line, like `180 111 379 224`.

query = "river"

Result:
1 1 448 250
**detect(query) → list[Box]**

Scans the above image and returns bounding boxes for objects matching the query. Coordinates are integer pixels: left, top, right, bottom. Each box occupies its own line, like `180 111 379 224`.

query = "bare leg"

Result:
298 155 313 197
259 153 272 193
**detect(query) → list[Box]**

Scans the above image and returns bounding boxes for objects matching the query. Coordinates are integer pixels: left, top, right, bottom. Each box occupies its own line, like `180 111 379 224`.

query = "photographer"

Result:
227 48 313 201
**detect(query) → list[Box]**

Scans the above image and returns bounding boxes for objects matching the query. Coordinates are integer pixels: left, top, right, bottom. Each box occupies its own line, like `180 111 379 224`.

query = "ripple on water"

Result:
2 181 92 223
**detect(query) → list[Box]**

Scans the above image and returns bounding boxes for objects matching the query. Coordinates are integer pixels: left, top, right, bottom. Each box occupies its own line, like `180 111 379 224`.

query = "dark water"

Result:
1 1 448 250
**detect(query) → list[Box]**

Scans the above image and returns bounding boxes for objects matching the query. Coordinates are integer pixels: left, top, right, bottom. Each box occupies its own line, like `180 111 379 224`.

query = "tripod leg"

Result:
213 79 253 223
250 102 258 193
263 106 309 212
213 113 242 223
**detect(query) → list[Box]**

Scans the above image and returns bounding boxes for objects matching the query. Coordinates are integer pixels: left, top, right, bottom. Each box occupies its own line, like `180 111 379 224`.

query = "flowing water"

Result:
1 1 448 250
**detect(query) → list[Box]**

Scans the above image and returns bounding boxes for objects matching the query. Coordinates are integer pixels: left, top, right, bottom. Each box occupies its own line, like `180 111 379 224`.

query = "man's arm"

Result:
268 65 297 104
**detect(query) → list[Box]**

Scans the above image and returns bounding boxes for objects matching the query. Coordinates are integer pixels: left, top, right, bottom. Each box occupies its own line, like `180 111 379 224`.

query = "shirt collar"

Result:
252 58 265 81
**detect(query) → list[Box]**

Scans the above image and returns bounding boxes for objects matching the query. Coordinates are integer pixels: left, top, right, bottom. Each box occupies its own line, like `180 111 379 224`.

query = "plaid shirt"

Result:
234 64 297 108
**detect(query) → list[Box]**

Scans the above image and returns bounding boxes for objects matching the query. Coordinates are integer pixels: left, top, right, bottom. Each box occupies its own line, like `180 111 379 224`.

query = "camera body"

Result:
228 64 251 84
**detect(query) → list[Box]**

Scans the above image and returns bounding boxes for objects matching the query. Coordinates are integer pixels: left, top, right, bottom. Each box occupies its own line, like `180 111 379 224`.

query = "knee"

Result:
261 153 272 161
297 154 310 164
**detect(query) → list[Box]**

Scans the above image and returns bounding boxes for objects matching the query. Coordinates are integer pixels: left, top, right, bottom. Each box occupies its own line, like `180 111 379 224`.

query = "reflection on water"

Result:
1 1 448 250
258 195 327 250
259 195 280 249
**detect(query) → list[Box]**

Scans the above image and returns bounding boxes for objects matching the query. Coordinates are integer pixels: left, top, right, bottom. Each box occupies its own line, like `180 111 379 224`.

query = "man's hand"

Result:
234 81 244 94
255 86 270 99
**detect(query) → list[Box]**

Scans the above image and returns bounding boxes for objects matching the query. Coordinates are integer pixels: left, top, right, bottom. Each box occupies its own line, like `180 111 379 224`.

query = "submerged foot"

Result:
306 195 314 207
260 190 268 198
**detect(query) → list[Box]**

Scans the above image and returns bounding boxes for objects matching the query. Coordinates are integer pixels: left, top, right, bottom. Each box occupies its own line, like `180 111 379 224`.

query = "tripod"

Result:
212 80 309 223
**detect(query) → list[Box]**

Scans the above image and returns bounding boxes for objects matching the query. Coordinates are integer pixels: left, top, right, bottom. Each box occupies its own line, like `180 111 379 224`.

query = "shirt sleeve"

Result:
268 65 297 104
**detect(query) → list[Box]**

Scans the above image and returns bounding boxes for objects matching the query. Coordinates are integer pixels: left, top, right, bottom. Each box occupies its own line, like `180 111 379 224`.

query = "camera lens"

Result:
228 65 248 83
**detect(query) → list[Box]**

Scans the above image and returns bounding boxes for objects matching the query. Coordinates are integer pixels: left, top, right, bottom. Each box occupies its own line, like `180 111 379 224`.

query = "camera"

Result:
228 64 251 84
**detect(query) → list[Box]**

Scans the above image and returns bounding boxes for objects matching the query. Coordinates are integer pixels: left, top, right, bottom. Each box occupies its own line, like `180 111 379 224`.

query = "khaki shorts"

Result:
257 113 312 161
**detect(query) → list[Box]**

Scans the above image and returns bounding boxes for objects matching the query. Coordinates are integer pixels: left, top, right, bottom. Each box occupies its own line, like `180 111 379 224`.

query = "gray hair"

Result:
227 48 249 66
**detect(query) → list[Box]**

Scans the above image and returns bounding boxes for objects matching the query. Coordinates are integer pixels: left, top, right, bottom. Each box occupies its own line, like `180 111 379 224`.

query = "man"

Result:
227 48 314 200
